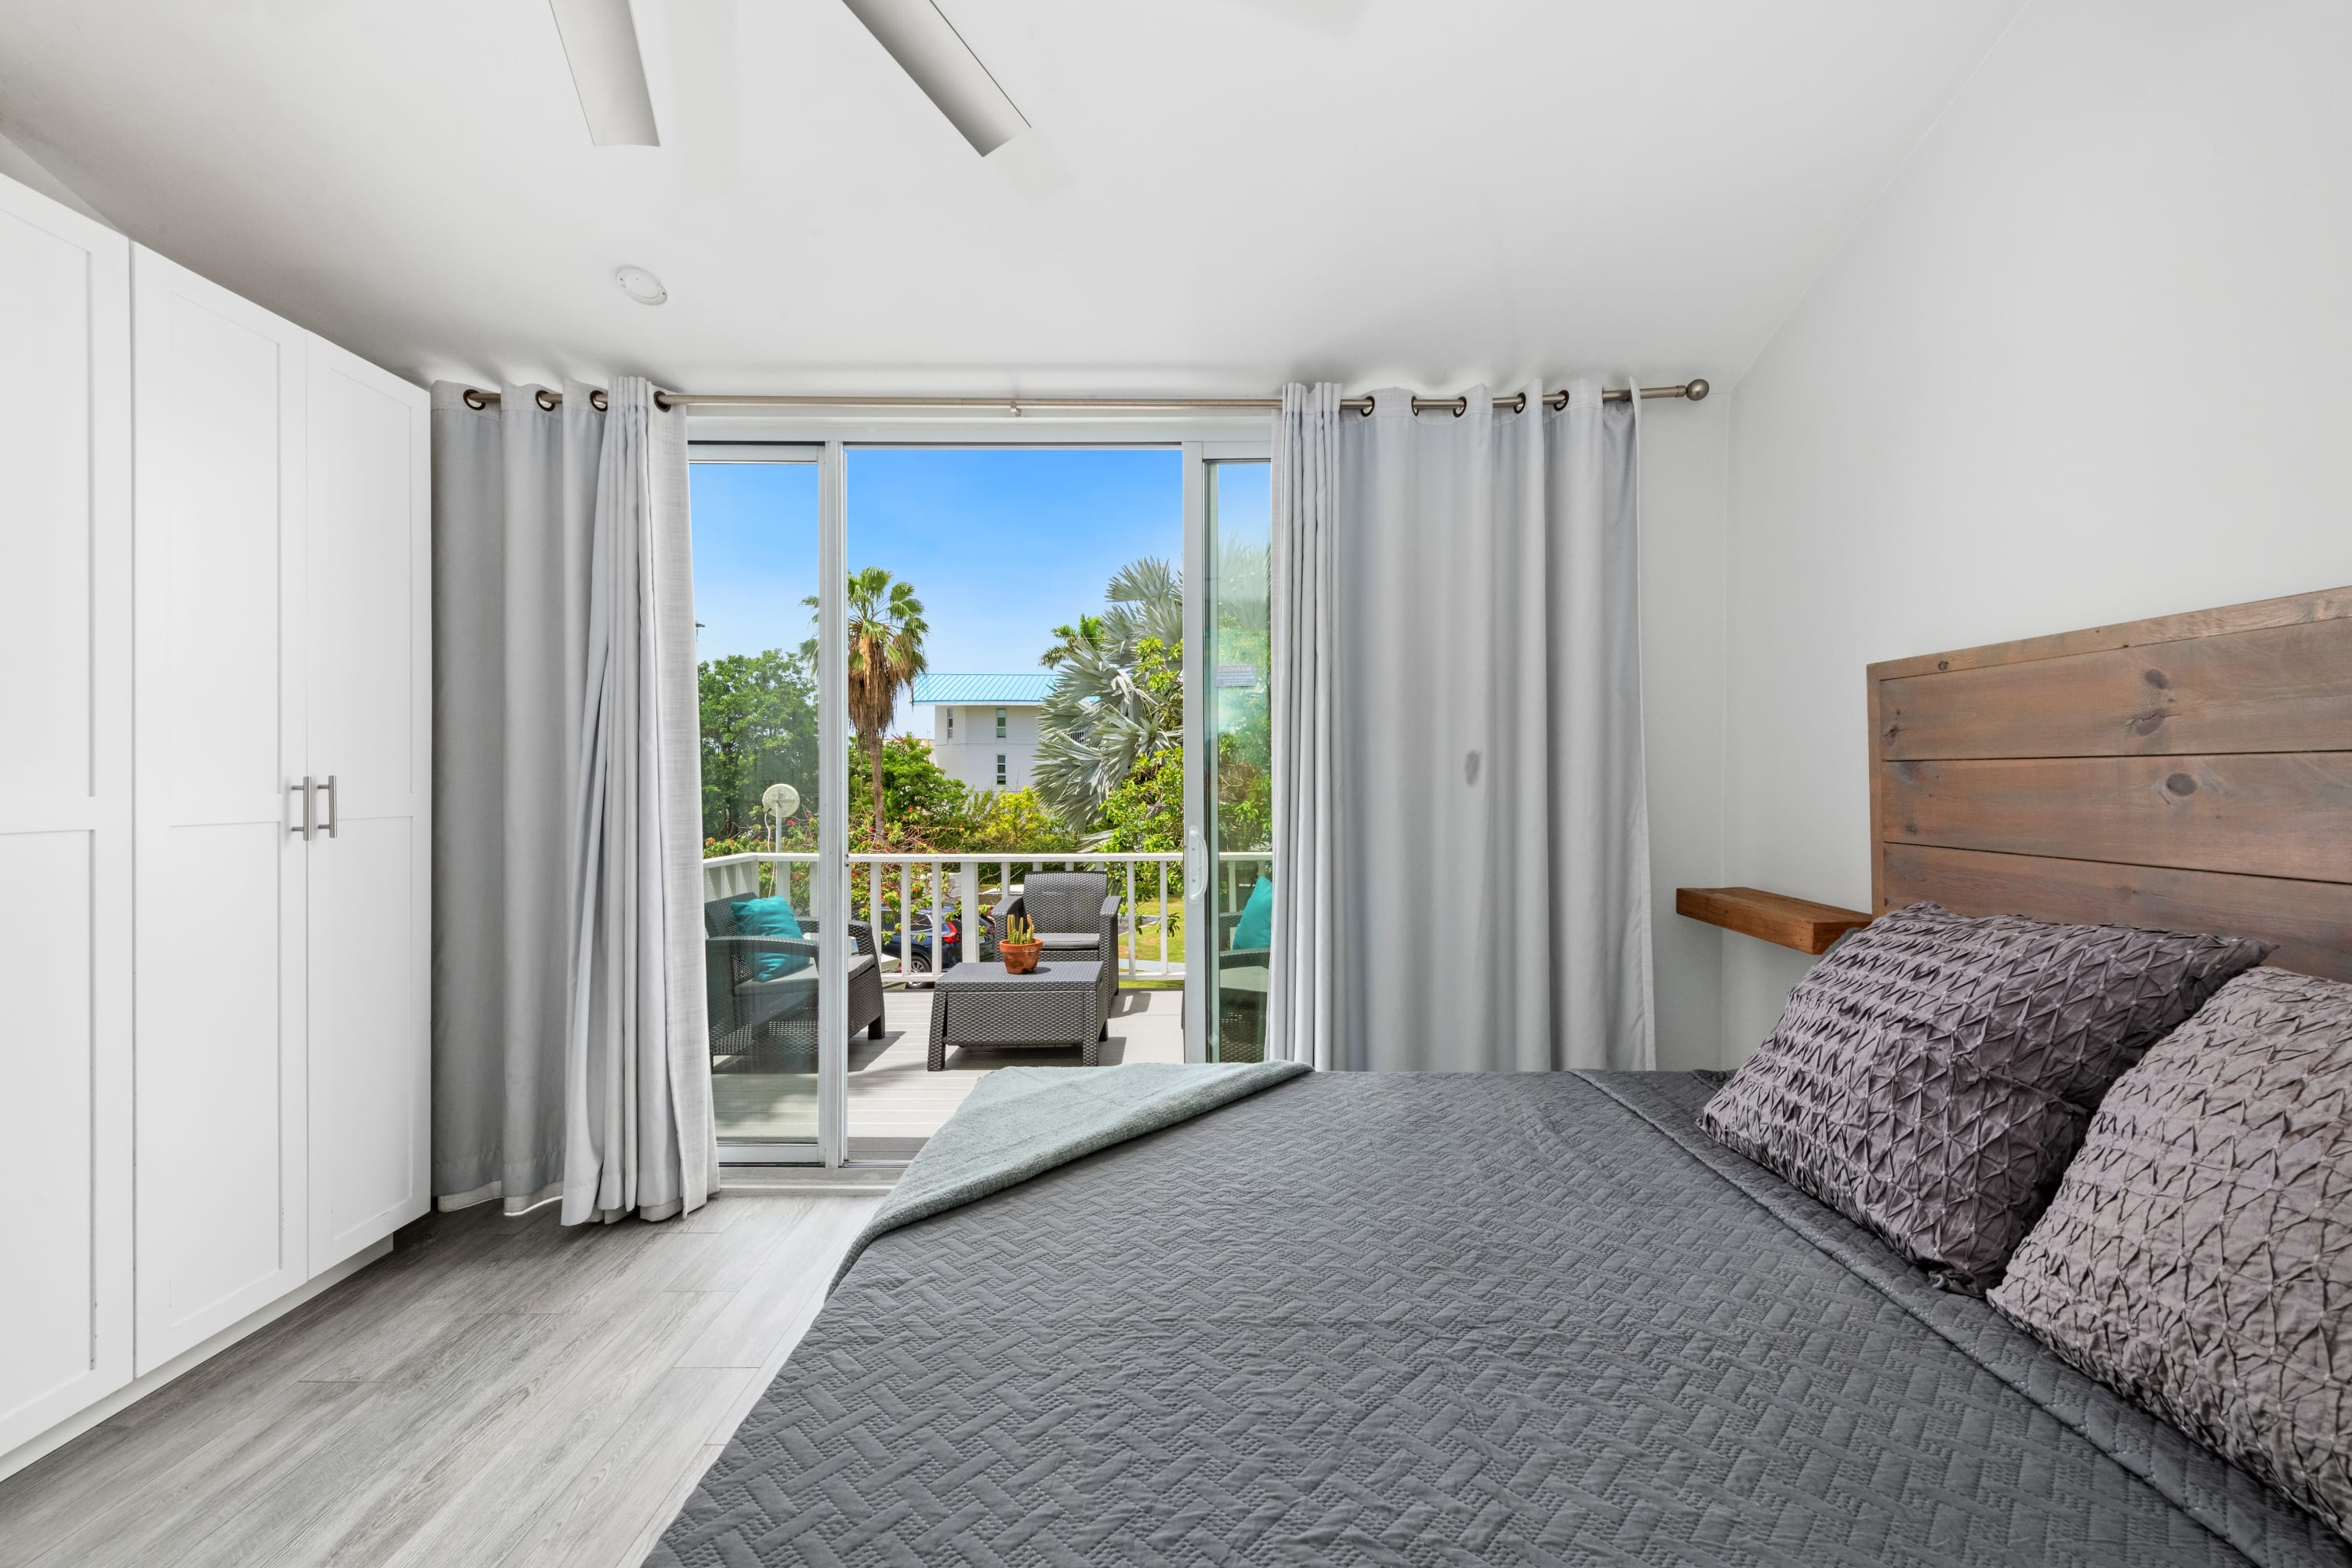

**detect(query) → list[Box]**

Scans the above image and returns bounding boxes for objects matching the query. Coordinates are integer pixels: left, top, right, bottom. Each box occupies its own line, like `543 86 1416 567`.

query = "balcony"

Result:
701 849 1269 1150
706 987 1183 1158
702 849 1239 981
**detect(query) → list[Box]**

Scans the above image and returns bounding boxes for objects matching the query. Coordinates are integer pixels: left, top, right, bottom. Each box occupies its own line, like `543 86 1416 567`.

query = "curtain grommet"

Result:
463 387 490 410
1452 395 1468 419
535 387 560 412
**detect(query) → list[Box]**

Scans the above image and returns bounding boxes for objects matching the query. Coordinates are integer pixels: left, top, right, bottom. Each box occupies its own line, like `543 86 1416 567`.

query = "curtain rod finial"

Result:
1683 379 1710 401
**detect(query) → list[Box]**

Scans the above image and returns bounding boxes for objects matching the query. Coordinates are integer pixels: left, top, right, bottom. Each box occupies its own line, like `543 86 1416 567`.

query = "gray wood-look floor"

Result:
0 1189 882 1568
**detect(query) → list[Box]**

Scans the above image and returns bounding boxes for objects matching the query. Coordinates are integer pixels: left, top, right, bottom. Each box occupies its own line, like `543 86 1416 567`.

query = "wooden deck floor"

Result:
712 984 1187 1155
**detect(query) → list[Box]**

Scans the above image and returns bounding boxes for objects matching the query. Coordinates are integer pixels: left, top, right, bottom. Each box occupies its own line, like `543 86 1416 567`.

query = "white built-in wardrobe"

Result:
0 171 429 1472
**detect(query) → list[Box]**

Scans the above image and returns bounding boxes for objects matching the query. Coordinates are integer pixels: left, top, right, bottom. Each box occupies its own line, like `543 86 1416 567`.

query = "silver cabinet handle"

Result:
290 776 317 839
323 774 339 839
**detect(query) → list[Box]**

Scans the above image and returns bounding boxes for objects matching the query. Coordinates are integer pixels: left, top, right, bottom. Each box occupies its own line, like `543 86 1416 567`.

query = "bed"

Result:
651 585 2352 1566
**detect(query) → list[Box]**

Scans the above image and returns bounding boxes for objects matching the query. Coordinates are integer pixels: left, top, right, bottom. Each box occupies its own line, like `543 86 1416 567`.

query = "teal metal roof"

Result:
911 673 1058 705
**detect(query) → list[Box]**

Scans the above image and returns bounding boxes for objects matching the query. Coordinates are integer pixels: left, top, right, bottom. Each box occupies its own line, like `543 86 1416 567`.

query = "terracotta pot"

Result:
1000 941 1042 975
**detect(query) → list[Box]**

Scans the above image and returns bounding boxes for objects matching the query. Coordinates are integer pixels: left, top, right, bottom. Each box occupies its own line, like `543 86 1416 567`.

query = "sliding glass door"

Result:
1184 450 1275 1062
840 445 1187 1154
688 445 837 1163
691 429 1271 1165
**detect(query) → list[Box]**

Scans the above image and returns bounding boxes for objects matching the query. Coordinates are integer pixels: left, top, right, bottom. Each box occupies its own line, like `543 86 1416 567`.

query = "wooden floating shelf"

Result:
1675 887 1873 955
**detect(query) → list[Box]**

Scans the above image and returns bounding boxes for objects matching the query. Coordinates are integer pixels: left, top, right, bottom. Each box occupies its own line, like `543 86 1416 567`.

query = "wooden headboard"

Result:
1867 585 2352 980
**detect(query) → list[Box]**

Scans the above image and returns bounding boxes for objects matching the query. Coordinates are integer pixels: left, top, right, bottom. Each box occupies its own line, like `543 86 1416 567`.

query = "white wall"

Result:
1638 397 1730 1070
0 125 110 227
1715 0 2352 1060
928 703 1042 794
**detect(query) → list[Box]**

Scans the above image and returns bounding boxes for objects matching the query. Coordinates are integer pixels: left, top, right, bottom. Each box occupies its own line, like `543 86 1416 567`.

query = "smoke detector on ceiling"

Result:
615 265 668 305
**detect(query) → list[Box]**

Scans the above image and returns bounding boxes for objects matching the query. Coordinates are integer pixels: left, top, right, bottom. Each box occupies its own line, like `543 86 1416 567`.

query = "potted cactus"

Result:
999 912 1042 974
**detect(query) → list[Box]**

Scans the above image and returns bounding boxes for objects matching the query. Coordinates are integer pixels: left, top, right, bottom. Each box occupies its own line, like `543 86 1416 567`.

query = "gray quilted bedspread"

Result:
648 1071 2349 1567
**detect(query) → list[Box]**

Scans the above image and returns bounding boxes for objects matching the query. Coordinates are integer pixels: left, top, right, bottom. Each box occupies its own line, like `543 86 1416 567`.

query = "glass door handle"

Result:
1185 829 1208 899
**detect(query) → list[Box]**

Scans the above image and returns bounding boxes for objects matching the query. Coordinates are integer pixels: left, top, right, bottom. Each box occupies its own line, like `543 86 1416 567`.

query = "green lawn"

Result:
1117 895 1187 970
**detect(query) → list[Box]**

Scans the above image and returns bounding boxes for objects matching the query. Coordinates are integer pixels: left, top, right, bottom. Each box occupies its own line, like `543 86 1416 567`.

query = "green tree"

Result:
1033 558 1185 829
1094 746 1182 853
698 648 818 840
960 787 1077 855
876 735 965 834
1214 733 1272 852
805 568 928 837
1039 612 1105 669
1210 538 1272 852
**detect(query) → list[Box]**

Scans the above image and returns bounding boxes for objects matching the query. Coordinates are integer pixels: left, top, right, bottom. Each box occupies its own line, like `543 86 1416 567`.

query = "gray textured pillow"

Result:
1698 902 2269 1294
1992 966 2352 1541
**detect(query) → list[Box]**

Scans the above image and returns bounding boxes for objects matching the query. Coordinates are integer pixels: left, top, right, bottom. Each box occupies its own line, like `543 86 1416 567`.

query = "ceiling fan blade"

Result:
839 0 1028 158
549 0 661 146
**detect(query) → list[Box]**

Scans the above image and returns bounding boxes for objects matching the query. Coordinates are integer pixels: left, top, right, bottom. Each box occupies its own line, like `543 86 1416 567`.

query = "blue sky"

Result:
689 447 1196 734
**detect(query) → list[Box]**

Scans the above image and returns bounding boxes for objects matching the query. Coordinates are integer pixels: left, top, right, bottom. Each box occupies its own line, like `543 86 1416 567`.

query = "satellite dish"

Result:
761 782 801 820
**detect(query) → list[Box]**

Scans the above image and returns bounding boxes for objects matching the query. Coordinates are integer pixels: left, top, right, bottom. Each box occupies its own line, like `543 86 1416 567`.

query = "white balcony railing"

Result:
702 850 1271 985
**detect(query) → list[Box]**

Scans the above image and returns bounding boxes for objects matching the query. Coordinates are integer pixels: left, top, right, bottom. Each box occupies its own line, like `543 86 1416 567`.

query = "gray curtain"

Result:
1265 383 1341 1073
431 377 715 1223
1267 382 1654 1072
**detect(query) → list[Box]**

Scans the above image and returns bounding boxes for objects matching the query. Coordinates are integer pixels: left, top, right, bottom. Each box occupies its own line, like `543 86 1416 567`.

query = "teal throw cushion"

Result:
1231 875 1272 953
731 897 811 982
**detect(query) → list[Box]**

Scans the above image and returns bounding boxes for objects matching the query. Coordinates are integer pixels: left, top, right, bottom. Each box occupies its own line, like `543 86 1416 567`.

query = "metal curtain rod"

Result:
459 379 1709 416
461 386 609 412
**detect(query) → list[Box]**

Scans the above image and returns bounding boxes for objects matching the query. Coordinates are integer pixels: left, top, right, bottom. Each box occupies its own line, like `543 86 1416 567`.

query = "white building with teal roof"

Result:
910 673 1058 794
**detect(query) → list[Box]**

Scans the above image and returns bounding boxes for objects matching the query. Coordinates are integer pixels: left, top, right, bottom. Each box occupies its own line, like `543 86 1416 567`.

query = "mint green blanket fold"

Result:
831 1060 1311 1289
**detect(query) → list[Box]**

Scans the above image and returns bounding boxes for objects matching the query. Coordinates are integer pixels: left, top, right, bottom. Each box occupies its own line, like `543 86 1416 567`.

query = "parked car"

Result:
875 909 960 973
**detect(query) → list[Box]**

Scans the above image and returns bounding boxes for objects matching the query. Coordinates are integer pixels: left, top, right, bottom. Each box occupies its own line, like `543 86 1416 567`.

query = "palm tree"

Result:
1039 612 1106 669
806 568 928 835
1033 557 1184 829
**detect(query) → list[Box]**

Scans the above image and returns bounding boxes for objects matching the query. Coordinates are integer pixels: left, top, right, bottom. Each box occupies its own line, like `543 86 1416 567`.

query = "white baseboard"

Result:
720 1163 901 1195
0 1237 394 1485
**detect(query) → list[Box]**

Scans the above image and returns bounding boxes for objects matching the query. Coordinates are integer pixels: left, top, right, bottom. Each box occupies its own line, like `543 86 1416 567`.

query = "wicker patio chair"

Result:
989 871 1121 975
703 897 886 1069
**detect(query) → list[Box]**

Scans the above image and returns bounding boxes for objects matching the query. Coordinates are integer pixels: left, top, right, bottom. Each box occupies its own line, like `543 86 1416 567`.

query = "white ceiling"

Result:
0 1 2023 396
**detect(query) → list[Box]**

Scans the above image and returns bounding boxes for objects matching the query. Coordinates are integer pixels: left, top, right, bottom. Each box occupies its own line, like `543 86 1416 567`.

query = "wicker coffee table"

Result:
927 959 1110 1069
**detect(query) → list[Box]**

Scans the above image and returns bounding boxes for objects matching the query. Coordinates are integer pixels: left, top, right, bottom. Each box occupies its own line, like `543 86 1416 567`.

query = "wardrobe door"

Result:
303 336 430 1271
132 248 310 1373
0 177 133 1454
